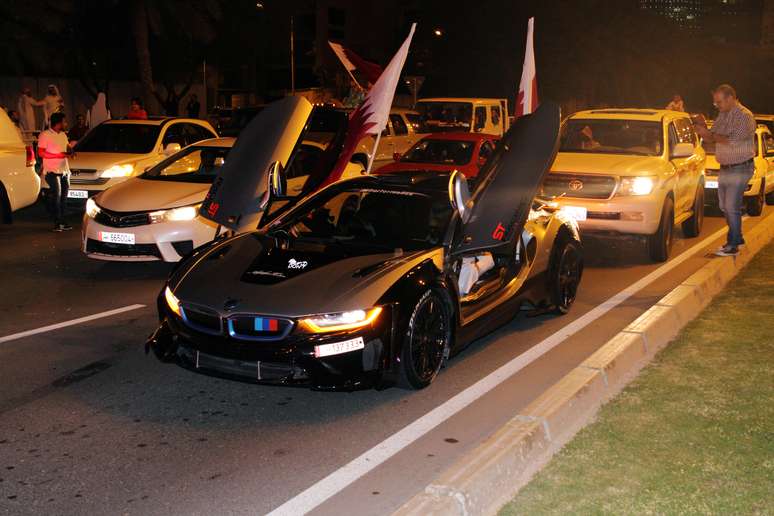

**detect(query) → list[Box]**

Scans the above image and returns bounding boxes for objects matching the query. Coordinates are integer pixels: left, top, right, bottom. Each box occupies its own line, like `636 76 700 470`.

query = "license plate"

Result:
68 190 88 199
314 337 365 358
562 206 588 221
705 180 718 189
100 231 135 245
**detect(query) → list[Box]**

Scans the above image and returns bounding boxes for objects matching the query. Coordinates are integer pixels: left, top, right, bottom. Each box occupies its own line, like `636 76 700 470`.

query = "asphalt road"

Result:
0 201 769 515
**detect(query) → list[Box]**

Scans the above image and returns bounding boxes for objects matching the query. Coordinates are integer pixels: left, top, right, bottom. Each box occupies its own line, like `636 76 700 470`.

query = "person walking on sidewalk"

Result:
38 112 75 232
693 84 756 256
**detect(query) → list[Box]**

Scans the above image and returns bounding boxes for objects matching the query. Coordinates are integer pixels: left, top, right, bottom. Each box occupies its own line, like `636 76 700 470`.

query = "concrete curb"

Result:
394 215 774 516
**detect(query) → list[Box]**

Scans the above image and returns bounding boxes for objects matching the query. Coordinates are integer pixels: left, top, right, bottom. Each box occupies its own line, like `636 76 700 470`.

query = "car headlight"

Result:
85 197 100 218
618 176 656 196
101 164 134 178
148 204 201 224
298 307 383 333
164 286 181 316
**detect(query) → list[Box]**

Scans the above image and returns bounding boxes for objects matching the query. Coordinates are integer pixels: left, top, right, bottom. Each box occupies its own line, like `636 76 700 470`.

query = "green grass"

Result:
501 245 774 516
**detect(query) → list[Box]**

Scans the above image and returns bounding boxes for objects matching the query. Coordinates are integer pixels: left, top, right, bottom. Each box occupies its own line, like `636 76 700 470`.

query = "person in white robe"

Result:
17 88 44 133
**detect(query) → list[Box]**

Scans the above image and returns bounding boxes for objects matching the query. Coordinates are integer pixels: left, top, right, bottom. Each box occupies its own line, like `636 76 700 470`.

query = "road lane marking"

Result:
0 304 146 344
268 216 760 516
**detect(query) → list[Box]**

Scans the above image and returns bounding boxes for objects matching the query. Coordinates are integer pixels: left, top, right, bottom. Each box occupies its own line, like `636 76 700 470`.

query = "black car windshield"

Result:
402 139 475 165
560 119 663 156
416 101 473 133
74 123 161 153
271 186 453 251
142 146 230 183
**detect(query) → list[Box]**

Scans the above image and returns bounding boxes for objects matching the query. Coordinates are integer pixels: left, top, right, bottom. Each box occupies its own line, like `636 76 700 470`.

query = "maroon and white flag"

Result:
515 17 538 117
320 23 416 187
328 41 384 88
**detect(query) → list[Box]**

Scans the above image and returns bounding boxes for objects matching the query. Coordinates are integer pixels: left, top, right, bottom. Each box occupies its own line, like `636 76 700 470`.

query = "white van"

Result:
0 109 39 222
415 97 510 136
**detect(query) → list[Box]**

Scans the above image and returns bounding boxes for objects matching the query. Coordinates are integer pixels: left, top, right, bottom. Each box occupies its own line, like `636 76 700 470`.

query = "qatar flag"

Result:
319 23 416 187
516 17 538 117
328 41 384 87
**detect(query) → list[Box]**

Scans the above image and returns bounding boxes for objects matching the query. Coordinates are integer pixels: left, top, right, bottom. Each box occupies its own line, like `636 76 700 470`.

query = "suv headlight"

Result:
298 307 383 333
618 176 656 196
101 164 134 178
148 204 201 224
85 198 101 218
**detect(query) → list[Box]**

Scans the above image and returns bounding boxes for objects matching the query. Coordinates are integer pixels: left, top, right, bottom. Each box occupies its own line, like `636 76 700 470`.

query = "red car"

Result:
374 132 498 178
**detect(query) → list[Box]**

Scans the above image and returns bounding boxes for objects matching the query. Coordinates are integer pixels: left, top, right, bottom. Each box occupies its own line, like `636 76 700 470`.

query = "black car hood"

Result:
170 233 443 317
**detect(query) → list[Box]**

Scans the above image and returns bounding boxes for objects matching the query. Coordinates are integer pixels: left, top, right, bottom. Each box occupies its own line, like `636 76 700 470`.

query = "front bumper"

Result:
551 193 665 235
147 299 397 391
82 214 218 262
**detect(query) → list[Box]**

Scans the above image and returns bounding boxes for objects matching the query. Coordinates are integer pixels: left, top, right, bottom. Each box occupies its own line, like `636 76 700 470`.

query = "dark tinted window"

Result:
74 123 161 153
560 119 663 156
185 123 216 143
390 114 408 135
274 187 452 251
402 139 475 165
162 124 187 147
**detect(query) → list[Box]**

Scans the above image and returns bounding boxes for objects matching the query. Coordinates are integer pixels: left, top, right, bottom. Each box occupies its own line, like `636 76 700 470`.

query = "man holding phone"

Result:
693 84 756 256
38 112 75 232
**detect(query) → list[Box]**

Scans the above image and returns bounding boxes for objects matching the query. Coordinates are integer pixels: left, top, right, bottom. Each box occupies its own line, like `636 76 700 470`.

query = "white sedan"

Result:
0 109 39 222
82 138 365 262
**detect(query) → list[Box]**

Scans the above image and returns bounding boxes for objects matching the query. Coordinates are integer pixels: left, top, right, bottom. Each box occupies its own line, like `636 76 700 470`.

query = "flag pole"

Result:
366 132 382 173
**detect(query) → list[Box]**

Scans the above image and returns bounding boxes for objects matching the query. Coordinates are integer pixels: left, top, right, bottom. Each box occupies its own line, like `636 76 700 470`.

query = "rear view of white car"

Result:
0 109 39 222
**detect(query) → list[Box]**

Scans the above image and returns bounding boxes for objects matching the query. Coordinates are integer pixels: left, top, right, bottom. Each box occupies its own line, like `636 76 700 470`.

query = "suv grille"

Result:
543 173 617 199
94 208 150 228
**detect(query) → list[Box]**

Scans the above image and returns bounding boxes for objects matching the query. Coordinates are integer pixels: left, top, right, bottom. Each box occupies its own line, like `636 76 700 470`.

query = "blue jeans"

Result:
45 173 69 225
717 161 754 247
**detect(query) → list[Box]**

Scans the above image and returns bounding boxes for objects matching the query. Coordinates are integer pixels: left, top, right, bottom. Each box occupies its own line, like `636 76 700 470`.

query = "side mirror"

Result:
671 142 694 159
448 170 472 223
163 143 181 156
393 152 401 162
214 157 225 167
267 161 286 198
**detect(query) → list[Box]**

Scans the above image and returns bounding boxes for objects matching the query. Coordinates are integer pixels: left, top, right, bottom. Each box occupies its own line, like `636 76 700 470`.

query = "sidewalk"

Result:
501 243 774 515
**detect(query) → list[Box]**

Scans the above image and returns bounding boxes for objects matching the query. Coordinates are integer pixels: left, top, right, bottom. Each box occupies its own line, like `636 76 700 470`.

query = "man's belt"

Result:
720 158 754 169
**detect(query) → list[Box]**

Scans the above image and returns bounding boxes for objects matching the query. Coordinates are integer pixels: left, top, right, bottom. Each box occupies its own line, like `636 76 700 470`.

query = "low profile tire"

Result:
648 196 674 263
682 185 704 238
398 289 452 390
746 181 765 216
548 236 583 315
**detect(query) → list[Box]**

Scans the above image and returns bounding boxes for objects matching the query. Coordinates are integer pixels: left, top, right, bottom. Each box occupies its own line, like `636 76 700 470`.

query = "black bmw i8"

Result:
147 97 583 390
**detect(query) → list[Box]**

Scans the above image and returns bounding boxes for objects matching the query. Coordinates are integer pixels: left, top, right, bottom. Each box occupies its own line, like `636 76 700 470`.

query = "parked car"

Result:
545 108 706 262
415 97 510 136
48 117 217 203
0 108 39 222
704 124 774 216
374 132 498 178
146 98 582 391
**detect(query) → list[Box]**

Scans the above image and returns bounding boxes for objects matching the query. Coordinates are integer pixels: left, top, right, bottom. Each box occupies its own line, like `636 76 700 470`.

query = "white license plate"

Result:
705 180 718 189
68 190 88 199
100 231 135 245
314 337 365 358
562 206 588 221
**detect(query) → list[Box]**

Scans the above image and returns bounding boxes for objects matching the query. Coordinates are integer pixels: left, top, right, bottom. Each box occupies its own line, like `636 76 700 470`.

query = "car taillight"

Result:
25 145 35 167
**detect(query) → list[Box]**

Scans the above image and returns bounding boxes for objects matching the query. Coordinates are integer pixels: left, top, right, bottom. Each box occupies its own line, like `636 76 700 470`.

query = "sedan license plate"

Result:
67 189 88 199
705 180 718 189
100 231 135 245
562 206 588 221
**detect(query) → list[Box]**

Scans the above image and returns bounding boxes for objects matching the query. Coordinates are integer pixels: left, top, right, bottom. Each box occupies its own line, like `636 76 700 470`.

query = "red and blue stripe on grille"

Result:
254 317 279 332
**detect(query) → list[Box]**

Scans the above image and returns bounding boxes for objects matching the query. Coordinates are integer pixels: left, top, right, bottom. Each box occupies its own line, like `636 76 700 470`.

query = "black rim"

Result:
558 246 582 308
408 293 449 383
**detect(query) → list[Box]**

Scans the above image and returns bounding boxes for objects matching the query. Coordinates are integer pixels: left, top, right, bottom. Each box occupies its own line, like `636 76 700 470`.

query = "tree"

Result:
129 0 222 114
